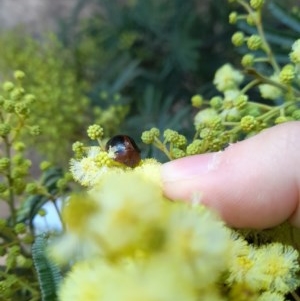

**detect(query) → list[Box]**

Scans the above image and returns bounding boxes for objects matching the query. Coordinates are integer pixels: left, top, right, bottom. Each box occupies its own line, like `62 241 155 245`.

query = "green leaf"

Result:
16 195 48 224
264 31 295 48
41 167 65 194
32 235 62 301
268 2 300 33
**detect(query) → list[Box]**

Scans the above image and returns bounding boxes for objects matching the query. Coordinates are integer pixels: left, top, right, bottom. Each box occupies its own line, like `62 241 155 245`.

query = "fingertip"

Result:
161 122 300 229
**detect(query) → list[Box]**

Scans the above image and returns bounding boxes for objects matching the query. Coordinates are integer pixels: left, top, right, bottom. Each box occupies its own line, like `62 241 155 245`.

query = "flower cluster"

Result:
143 0 300 159
70 126 161 187
0 71 75 301
0 71 38 204
48 126 300 301
0 34 94 165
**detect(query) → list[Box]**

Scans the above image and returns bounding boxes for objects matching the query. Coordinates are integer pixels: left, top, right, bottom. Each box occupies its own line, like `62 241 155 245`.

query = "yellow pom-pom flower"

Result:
213 64 244 92
258 74 282 100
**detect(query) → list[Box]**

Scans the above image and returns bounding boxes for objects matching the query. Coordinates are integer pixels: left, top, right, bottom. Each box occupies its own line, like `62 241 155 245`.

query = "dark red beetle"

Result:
106 135 141 167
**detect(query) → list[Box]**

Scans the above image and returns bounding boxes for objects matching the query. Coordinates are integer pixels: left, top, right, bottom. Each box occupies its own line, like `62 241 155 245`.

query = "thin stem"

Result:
97 138 105 150
256 101 292 121
247 101 273 111
222 121 239 127
255 11 280 73
51 199 65 230
237 0 252 13
237 0 280 72
291 291 300 301
240 79 261 94
153 138 172 160
43 191 65 231
246 68 300 97
4 136 16 225
254 57 270 63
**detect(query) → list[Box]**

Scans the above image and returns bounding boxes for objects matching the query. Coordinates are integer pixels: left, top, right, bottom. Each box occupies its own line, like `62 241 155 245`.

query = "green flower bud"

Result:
141 128 160 144
250 0 265 10
64 172 73 182
200 128 212 139
0 158 10 171
87 124 104 140
12 154 24 165
210 96 223 110
186 140 202 155
246 13 257 26
57 178 68 190
163 129 179 143
0 123 11 137
8 245 21 256
241 54 255 67
240 115 257 132
229 11 238 24
14 223 27 234
141 131 154 144
2 81 14 92
13 179 26 195
150 127 160 137
10 88 25 101
17 256 32 268
292 109 300 120
12 166 28 178
232 31 245 47
275 116 289 124
15 102 30 116
171 148 186 159
233 94 248 110
13 142 26 152
23 159 32 169
247 35 262 50
210 138 223 151
72 141 85 156
25 183 39 194
191 94 203 108
279 64 295 84
24 93 36 103
3 100 15 113
173 134 187 149
206 116 223 130
14 70 25 80
40 161 52 171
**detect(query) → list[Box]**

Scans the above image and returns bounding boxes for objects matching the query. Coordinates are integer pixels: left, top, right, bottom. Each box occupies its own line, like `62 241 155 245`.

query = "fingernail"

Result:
161 152 222 182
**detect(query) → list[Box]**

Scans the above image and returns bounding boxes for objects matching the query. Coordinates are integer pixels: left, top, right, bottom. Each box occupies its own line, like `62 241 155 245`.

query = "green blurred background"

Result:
0 0 298 165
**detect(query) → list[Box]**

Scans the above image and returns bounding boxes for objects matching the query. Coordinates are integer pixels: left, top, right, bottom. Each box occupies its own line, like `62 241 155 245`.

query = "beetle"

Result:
105 135 141 167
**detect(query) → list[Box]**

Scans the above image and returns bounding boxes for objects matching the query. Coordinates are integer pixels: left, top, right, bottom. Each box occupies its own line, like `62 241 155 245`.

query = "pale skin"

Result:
161 121 300 229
